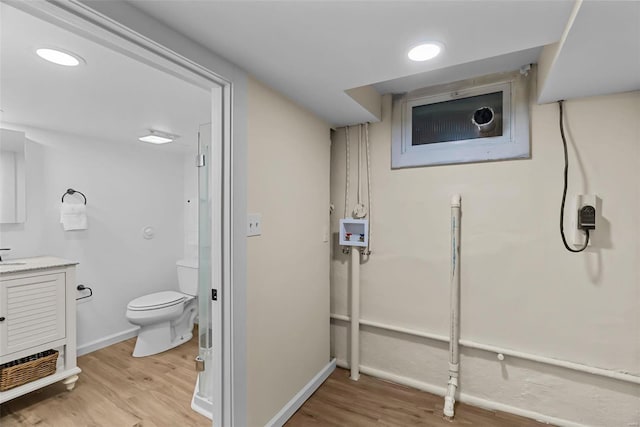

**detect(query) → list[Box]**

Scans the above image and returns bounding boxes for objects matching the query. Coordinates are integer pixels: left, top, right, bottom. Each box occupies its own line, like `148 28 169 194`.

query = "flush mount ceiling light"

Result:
138 130 177 144
36 48 84 67
408 42 443 62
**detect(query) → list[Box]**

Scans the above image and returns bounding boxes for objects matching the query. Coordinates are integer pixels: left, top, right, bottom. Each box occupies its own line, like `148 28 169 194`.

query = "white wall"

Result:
0 125 188 351
247 76 331 426
330 91 640 426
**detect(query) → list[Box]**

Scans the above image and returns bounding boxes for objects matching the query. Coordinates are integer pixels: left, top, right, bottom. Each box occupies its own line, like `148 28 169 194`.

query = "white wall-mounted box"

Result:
339 219 368 247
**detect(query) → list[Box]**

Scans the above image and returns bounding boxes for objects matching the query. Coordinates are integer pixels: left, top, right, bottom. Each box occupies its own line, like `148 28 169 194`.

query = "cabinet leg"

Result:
62 375 79 391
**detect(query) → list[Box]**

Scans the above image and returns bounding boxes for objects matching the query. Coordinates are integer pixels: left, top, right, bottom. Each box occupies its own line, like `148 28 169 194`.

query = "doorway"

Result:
1 2 235 426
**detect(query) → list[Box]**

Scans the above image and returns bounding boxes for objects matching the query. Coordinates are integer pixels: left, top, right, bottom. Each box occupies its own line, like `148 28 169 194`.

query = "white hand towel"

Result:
60 202 88 231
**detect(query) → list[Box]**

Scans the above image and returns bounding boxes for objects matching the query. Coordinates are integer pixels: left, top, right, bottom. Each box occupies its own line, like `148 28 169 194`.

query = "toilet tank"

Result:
176 259 198 296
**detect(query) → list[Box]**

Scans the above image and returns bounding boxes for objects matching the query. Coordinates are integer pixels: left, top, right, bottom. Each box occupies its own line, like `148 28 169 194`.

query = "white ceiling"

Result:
121 0 639 128
123 0 579 127
3 1 637 136
0 2 210 150
373 47 543 95
538 0 640 103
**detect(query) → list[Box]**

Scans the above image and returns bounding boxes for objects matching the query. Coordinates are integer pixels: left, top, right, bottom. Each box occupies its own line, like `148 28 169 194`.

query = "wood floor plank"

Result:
3 338 550 427
286 368 550 427
0 335 210 427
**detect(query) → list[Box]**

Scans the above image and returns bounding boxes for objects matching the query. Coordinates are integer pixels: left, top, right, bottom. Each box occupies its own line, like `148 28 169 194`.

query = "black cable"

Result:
558 100 589 253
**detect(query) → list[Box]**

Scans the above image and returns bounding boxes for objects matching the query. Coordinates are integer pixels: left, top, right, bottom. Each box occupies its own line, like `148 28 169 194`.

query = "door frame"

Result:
5 1 242 425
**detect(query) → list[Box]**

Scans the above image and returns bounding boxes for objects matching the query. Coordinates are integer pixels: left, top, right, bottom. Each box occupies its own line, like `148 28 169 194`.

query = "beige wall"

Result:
247 76 331 426
330 92 640 425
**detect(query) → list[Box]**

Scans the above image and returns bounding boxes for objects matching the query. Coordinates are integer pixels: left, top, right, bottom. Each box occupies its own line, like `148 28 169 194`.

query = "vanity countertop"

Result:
0 256 78 275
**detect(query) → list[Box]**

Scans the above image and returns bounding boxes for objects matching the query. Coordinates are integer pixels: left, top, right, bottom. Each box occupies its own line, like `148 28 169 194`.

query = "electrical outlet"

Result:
247 213 262 237
572 195 597 246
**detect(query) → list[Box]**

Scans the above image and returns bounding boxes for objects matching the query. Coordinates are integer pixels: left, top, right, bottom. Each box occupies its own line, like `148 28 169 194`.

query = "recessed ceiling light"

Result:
36 48 83 67
138 130 177 144
408 43 443 62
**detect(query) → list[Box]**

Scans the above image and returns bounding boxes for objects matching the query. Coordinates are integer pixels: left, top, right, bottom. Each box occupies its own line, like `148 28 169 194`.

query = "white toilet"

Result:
126 259 198 357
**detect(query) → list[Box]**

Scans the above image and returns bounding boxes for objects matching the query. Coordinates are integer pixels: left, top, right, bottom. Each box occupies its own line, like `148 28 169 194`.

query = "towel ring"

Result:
61 188 87 205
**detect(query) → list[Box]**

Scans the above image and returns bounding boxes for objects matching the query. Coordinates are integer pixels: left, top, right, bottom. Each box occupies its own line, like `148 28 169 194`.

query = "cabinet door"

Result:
0 273 66 356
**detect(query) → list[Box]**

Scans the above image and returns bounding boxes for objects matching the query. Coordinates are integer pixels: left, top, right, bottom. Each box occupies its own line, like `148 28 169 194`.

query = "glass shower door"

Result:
196 123 213 409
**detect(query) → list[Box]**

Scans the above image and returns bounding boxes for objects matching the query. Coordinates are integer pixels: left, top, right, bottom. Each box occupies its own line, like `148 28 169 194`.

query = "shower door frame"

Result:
8 1 243 426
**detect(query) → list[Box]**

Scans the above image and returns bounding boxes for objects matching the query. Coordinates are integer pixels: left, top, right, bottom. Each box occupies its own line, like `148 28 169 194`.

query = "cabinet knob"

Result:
0 317 5 322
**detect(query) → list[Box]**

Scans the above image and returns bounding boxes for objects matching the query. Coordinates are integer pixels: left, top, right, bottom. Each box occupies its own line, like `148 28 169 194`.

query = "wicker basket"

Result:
0 350 59 391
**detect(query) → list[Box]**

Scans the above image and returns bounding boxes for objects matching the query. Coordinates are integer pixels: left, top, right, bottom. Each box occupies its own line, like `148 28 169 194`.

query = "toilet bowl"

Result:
126 259 198 357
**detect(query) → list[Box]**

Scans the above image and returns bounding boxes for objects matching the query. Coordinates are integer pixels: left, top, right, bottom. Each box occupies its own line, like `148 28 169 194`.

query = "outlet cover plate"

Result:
247 213 262 237
571 194 597 246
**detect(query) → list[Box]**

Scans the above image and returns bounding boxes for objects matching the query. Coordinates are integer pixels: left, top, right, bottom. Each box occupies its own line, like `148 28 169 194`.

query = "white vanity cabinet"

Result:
0 257 81 403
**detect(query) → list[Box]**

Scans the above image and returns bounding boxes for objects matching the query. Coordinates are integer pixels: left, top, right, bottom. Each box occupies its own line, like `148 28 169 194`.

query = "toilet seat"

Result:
127 291 187 311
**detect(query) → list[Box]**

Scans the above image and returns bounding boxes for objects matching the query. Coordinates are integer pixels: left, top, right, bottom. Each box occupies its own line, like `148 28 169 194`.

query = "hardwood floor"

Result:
0 335 209 427
286 368 548 427
2 338 547 427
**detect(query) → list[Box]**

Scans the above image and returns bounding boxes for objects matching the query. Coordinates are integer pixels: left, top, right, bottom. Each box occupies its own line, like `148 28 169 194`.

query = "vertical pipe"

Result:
450 194 461 366
350 247 360 381
444 194 461 418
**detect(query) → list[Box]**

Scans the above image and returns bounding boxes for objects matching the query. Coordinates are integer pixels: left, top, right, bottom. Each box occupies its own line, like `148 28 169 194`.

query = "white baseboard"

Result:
191 376 214 420
335 359 586 427
77 327 139 356
266 358 337 427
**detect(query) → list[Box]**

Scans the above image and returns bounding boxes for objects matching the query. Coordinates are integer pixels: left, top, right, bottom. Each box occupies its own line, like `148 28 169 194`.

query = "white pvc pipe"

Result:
350 247 360 381
331 313 640 385
444 194 461 418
